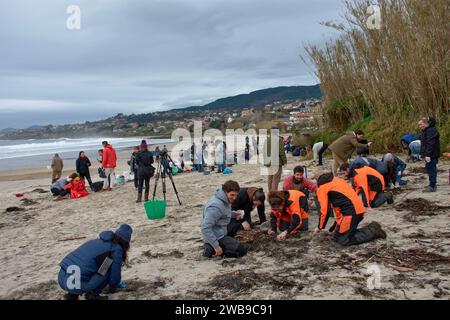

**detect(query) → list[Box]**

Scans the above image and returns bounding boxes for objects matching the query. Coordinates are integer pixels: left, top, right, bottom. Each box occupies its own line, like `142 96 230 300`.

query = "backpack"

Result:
91 181 104 192
98 168 106 178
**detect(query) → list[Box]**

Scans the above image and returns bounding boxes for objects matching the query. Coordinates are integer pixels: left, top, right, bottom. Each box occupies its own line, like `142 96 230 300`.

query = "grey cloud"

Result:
0 0 344 129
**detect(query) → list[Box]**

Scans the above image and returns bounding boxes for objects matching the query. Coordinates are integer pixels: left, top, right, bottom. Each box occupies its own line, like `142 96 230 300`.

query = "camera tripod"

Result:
152 152 182 205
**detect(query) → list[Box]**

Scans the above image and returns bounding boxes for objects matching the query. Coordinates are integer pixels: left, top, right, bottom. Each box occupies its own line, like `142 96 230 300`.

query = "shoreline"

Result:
0 141 177 181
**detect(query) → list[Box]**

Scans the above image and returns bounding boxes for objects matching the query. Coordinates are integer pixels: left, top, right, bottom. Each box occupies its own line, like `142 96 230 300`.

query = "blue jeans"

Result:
409 142 421 160
58 268 109 295
395 162 407 184
217 163 225 172
425 158 438 188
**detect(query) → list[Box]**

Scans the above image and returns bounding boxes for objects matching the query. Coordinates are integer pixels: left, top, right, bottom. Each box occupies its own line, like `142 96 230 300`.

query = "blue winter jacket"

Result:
59 231 124 292
350 156 388 175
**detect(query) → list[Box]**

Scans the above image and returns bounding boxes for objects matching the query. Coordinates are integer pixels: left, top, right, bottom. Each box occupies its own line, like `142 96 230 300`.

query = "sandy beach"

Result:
0 149 449 300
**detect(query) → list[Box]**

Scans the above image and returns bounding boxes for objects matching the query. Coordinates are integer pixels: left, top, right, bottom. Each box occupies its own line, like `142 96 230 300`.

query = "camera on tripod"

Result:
152 149 182 205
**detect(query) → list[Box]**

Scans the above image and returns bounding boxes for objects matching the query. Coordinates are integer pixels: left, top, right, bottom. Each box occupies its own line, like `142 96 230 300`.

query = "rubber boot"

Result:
144 191 149 202
386 191 394 204
368 222 387 239
136 192 142 203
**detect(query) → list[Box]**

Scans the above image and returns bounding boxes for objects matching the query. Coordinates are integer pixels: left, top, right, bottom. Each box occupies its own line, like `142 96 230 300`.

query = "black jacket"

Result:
420 117 440 159
231 188 265 224
135 150 155 177
76 157 92 175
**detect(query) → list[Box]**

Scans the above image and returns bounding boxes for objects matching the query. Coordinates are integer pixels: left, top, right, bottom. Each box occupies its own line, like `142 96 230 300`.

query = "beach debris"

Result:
142 249 184 259
394 198 450 222
58 236 87 242
387 264 415 272
208 269 301 294
5 206 25 213
31 188 49 194
15 194 24 198
395 198 450 213
358 247 450 270
20 198 38 206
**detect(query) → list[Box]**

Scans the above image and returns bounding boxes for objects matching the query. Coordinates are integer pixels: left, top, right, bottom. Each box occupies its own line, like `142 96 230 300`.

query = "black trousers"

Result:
279 218 309 233
334 215 377 246
138 174 151 193
51 188 70 197
318 143 328 165
133 169 139 189
79 171 92 186
203 236 248 258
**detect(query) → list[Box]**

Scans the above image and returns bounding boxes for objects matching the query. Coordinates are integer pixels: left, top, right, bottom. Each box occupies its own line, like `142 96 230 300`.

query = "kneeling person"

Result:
340 163 393 208
57 224 132 300
267 190 309 241
315 172 386 246
201 181 249 258
227 187 267 237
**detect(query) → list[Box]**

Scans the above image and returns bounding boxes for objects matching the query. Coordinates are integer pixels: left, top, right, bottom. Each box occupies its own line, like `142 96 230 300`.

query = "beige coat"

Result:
329 133 369 160
51 156 64 173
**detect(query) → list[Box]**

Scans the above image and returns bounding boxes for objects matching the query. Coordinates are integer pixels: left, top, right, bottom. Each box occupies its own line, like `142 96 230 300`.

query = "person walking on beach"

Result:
201 181 249 258
57 224 132 300
419 117 441 192
328 130 371 175
101 141 117 191
129 146 140 191
264 125 288 192
135 140 155 203
76 151 93 189
51 154 64 183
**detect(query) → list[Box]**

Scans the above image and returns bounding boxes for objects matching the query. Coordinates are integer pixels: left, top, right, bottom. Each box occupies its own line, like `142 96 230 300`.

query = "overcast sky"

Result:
0 0 344 129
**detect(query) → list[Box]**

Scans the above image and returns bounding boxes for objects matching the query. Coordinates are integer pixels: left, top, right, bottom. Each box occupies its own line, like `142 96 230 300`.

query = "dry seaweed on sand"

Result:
208 269 302 294
5 206 25 213
358 247 450 270
394 198 450 213
236 228 310 260
142 249 184 259
20 198 39 206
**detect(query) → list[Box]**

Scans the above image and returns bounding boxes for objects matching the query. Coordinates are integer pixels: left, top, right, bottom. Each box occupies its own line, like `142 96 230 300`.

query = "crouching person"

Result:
201 181 249 258
314 172 386 246
340 163 393 208
57 224 133 300
227 187 267 237
267 190 309 241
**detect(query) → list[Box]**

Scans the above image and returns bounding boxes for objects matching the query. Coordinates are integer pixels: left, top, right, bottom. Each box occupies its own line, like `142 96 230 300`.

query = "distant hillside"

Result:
184 84 322 111
0 128 17 134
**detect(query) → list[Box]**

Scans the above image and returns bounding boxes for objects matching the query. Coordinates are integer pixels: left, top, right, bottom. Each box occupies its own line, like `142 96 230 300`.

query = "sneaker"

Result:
85 293 108 300
368 222 387 239
423 186 437 193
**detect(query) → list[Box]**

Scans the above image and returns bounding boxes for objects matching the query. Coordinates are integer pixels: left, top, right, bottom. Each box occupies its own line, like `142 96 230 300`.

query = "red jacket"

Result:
283 176 317 193
102 144 117 169
64 179 89 199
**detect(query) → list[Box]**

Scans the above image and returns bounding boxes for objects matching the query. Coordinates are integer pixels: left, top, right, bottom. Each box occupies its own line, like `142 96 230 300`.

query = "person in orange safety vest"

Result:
267 190 309 241
339 163 394 208
313 172 387 246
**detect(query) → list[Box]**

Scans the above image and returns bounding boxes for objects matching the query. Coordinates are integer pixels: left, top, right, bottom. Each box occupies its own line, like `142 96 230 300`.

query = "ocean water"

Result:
0 137 172 171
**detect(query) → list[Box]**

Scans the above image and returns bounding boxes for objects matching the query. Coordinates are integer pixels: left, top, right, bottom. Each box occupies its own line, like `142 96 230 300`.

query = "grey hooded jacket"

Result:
201 188 232 248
